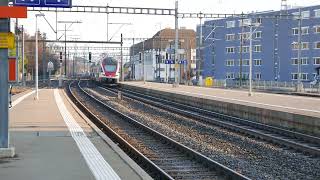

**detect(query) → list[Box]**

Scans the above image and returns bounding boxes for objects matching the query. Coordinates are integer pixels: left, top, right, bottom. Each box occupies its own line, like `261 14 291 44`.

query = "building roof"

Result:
130 28 196 56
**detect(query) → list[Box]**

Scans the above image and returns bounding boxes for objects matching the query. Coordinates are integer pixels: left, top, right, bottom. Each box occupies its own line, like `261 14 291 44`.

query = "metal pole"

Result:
297 9 302 92
42 33 46 82
35 16 39 100
0 0 10 149
15 19 19 83
121 34 124 82
240 14 244 87
249 22 253 96
198 15 203 86
107 3 109 41
64 24 67 76
142 41 145 83
174 0 179 87
22 25 25 85
55 9 58 41
131 38 134 80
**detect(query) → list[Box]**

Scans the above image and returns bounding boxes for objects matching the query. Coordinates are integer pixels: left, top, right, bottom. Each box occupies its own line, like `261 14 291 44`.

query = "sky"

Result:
15 0 320 59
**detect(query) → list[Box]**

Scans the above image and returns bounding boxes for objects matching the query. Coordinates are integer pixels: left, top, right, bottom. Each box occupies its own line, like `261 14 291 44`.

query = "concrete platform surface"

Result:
122 81 320 118
0 89 150 180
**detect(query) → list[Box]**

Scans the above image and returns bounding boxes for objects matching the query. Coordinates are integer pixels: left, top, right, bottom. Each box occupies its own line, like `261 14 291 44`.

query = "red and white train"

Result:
91 56 120 84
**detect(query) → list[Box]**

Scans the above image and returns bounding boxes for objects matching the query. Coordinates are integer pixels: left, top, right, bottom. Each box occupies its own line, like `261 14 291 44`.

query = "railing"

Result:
210 79 320 94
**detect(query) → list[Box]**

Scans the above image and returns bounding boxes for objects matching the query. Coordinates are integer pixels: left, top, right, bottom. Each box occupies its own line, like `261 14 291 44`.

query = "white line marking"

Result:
11 90 35 108
54 89 121 180
141 85 320 114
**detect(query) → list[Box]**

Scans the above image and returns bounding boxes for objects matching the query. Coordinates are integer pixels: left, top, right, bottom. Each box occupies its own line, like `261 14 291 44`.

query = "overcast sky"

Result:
16 0 320 58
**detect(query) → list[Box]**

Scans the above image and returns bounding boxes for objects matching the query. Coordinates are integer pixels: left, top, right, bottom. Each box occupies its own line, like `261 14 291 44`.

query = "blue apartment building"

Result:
199 5 320 82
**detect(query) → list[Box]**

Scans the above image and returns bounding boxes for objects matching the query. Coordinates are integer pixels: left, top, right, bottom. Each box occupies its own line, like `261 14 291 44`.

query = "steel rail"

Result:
100 85 320 157
69 81 250 180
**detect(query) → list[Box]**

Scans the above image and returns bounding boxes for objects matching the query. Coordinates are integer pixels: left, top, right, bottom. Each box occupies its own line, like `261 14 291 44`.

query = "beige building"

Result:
129 28 196 83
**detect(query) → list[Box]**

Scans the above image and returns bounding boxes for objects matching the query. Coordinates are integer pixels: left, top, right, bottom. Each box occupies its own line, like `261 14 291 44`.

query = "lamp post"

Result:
35 13 45 100
247 19 261 96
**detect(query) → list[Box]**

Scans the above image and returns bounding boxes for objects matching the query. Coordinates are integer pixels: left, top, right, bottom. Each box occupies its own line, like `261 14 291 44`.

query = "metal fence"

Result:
210 79 320 94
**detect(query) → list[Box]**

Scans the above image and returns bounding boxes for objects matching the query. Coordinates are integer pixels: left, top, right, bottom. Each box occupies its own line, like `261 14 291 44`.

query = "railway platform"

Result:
120 81 320 136
1 88 151 180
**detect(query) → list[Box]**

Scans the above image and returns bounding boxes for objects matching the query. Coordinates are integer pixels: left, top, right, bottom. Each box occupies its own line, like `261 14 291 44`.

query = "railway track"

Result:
98 84 320 157
68 81 249 180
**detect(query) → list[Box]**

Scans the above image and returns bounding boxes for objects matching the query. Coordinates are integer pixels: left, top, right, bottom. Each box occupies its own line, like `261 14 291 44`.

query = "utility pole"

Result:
297 8 302 92
64 24 67 76
22 25 25 85
239 14 244 87
174 0 179 87
120 34 124 82
249 22 253 96
131 38 134 80
142 40 145 83
42 33 46 82
197 13 203 86
15 19 19 83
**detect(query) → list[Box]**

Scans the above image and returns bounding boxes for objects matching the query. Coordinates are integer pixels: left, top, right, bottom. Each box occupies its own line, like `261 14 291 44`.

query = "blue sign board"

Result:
179 60 187 64
165 60 175 64
14 0 72 8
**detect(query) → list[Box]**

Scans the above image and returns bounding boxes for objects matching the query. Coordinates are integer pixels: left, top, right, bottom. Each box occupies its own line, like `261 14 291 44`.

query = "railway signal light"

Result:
59 52 63 63
89 52 92 63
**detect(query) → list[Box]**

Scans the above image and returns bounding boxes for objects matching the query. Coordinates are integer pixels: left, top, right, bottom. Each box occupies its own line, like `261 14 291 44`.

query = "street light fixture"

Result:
246 20 261 96
35 13 45 100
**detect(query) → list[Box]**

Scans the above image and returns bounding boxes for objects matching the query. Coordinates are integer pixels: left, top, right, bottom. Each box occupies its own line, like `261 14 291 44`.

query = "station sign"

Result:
14 0 72 8
165 60 175 64
178 60 187 64
0 33 15 49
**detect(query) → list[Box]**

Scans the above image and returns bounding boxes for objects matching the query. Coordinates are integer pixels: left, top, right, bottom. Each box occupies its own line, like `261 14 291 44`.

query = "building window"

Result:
302 11 310 19
241 59 249 66
254 31 262 38
254 59 262 66
315 9 320 18
292 73 298 80
292 27 309 35
226 21 235 28
255 18 262 24
292 28 299 35
254 45 262 52
302 27 309 35
292 57 309 65
292 73 309 80
292 42 309 50
315 26 320 33
226 59 235 66
315 42 320 49
239 32 250 40
226 72 235 79
314 57 320 65
238 73 249 79
302 73 309 80
292 12 299 20
226 47 235 53
226 34 235 41
255 73 262 80
239 19 251 27
240 46 250 53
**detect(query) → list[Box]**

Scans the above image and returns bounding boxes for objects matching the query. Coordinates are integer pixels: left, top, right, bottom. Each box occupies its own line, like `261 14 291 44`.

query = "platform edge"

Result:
61 89 153 180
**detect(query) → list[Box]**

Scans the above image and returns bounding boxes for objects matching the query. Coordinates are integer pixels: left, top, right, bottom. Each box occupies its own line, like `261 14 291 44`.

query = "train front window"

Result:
105 65 117 72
